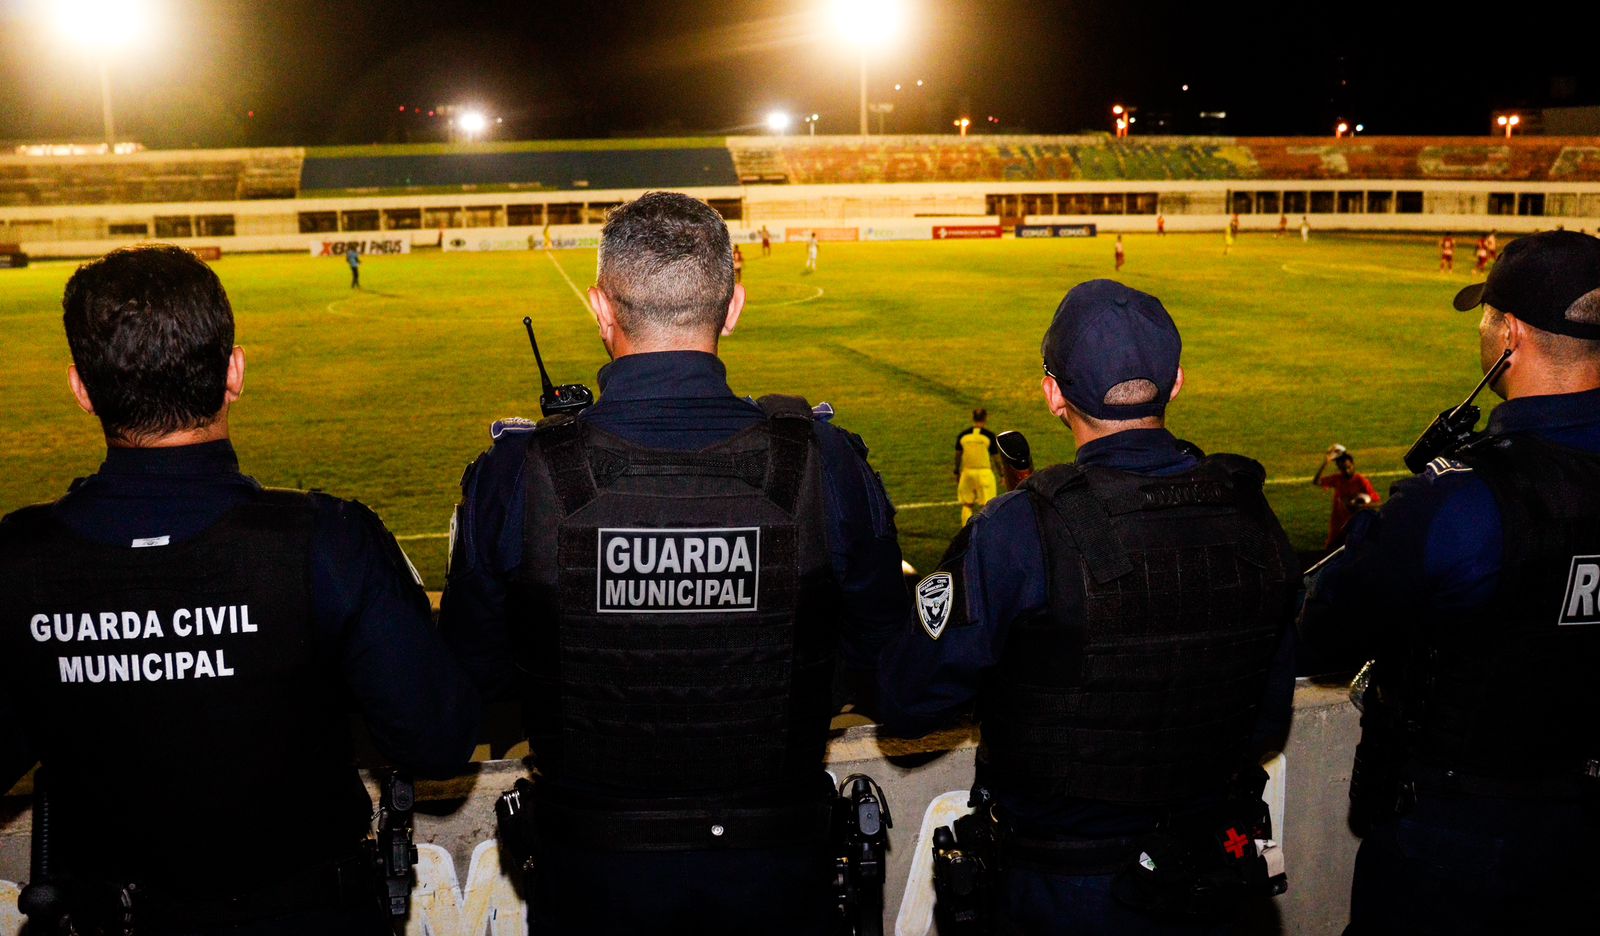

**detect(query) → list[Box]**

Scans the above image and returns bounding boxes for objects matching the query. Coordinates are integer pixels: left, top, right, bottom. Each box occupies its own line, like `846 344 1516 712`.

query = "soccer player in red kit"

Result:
1474 236 1490 274
1114 234 1125 270
1312 447 1381 548
1440 234 1455 272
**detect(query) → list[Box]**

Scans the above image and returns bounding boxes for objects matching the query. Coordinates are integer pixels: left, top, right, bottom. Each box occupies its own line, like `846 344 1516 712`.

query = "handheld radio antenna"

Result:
1449 348 1511 421
523 316 557 397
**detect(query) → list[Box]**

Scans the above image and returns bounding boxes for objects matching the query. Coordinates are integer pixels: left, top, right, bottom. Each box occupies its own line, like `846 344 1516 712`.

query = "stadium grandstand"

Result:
5 134 1600 256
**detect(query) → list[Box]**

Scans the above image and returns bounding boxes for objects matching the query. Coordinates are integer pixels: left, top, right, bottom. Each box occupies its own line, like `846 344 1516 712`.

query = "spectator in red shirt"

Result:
1313 445 1381 548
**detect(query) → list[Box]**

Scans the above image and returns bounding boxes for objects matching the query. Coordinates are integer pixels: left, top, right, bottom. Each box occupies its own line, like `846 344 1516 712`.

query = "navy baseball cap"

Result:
1452 231 1600 340
1042 279 1181 421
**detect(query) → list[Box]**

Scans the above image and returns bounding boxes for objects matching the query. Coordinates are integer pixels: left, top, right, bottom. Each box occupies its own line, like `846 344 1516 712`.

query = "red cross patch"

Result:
1223 828 1250 859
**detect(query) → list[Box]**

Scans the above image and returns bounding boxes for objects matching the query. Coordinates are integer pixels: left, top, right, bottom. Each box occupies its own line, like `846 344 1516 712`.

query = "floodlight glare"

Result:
767 111 793 133
53 0 150 52
458 110 489 135
829 0 907 47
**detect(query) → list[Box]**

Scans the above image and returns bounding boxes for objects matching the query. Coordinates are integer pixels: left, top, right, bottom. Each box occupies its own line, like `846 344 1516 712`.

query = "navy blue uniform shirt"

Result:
878 427 1298 838
439 350 905 704
1301 386 1600 671
0 440 481 791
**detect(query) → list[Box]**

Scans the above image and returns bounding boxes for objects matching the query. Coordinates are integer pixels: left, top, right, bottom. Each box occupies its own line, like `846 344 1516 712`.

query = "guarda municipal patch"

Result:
917 572 954 640
596 528 760 613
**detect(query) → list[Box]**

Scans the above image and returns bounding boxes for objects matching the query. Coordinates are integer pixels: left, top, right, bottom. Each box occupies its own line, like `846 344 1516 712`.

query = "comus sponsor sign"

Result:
932 224 1003 240
786 226 859 242
310 238 410 256
597 527 760 613
1015 224 1099 238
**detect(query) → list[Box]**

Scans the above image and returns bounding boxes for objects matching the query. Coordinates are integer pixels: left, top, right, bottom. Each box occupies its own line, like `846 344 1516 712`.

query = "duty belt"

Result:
1000 829 1141 876
535 794 835 852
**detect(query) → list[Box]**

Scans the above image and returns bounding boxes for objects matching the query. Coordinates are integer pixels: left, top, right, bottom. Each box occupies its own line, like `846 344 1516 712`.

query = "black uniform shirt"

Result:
0 440 481 792
440 350 905 703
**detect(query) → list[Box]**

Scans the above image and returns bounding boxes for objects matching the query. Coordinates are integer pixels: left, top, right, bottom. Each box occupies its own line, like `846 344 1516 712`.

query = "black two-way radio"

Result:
523 316 594 418
1401 348 1512 474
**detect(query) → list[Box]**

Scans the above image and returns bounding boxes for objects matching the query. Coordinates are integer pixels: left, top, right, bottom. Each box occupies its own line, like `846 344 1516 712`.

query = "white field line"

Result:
392 469 1414 541
543 249 591 312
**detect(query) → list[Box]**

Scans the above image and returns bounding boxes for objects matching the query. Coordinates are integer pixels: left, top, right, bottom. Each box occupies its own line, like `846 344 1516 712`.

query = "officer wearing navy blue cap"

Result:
0 244 480 934
1302 230 1600 935
439 191 904 935
880 280 1299 934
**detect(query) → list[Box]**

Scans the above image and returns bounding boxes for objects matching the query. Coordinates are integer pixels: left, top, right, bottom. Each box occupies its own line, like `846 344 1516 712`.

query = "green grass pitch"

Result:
0 233 1492 585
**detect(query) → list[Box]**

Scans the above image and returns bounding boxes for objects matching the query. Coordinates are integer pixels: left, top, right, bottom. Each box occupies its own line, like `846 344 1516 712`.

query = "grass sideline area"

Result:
0 233 1492 586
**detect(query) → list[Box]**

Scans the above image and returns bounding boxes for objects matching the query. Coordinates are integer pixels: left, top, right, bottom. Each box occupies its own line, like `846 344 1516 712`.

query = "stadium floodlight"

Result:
1497 113 1521 139
827 0 908 136
804 113 821 136
458 110 489 139
953 116 971 137
767 111 793 134
50 0 155 149
1335 121 1350 139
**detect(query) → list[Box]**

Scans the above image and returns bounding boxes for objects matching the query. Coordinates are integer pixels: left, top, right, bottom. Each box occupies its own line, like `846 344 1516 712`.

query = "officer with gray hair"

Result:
440 191 904 935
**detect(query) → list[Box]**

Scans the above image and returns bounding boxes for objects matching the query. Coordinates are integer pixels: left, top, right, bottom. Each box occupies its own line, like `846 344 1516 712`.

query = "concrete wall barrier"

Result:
1 682 1359 935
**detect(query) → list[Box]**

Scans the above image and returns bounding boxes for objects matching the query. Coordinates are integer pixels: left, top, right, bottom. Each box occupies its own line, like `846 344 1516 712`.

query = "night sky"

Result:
0 0 1594 148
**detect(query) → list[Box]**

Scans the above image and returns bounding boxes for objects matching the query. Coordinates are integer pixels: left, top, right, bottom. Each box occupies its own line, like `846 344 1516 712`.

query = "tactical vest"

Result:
0 490 368 897
1388 434 1600 776
506 403 843 807
982 456 1292 804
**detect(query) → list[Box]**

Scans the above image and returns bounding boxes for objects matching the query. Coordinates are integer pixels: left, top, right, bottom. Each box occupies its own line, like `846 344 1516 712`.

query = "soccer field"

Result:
0 233 1492 584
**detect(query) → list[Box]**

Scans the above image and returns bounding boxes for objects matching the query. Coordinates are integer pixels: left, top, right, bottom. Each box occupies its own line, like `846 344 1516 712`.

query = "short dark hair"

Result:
62 245 234 442
596 192 734 339
1334 453 1354 468
972 408 988 423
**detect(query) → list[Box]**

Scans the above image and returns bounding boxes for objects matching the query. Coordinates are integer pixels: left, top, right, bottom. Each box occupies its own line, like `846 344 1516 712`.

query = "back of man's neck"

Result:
107 423 229 449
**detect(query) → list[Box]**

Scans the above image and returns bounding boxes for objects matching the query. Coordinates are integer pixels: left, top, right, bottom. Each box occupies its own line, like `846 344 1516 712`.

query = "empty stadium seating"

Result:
728 135 1600 185
0 149 303 207
6 136 1600 211
299 147 739 194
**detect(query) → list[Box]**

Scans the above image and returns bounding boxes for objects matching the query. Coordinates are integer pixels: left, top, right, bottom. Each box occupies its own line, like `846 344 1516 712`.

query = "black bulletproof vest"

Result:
507 409 843 802
1389 434 1600 774
982 456 1292 804
0 491 367 896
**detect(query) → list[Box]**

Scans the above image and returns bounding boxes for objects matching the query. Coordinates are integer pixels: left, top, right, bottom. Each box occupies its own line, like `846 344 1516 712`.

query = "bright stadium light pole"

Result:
1497 114 1521 139
458 110 489 142
52 0 151 150
766 111 793 135
829 0 907 136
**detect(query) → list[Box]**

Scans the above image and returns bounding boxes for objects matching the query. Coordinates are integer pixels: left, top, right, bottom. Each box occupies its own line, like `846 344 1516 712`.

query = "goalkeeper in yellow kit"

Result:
954 407 1001 524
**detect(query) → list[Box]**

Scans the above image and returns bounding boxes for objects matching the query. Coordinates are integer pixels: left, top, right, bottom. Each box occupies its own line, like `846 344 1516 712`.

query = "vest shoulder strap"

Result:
755 393 813 420
533 416 599 518
1022 464 1134 585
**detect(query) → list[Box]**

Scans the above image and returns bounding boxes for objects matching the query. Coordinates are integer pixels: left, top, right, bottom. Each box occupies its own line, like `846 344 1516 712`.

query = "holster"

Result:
1349 689 1413 835
1110 765 1288 923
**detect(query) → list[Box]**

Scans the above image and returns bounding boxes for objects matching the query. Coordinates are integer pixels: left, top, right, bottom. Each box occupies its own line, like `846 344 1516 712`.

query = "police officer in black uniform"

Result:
1302 230 1600 934
879 280 1299 934
0 245 481 935
439 192 905 935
